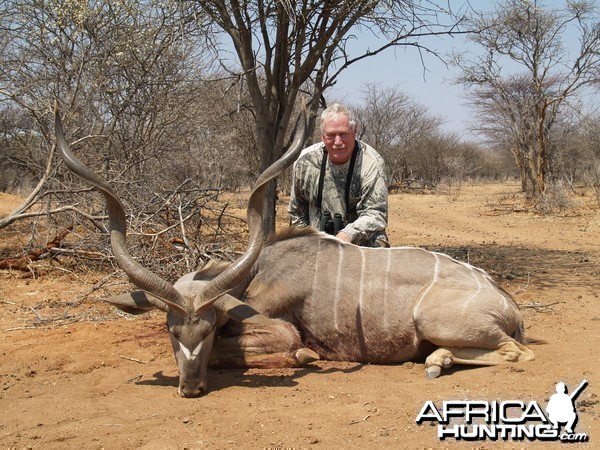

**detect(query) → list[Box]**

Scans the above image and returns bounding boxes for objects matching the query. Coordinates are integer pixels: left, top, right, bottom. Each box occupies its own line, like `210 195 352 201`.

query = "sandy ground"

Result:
1 183 599 449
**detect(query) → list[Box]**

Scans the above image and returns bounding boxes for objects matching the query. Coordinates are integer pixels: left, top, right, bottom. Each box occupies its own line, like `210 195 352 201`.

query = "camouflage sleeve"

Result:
341 150 388 242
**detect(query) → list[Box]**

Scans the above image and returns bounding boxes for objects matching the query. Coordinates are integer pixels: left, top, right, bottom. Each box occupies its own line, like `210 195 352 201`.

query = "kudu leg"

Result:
425 340 535 379
209 321 319 369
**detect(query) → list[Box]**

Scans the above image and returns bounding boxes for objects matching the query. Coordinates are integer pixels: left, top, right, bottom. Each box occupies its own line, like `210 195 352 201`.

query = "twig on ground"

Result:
521 300 560 313
350 415 371 425
28 306 45 321
120 355 147 364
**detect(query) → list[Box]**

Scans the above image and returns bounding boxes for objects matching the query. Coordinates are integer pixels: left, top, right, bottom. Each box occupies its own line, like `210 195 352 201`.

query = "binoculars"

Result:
319 211 344 235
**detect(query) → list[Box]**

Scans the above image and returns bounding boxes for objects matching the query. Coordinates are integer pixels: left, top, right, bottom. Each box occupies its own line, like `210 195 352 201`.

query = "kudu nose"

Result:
179 381 207 398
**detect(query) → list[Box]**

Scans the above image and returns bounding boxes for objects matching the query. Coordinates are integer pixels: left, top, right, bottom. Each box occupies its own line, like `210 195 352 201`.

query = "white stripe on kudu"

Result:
414 251 440 316
358 247 366 313
383 248 392 329
333 244 345 330
462 265 484 309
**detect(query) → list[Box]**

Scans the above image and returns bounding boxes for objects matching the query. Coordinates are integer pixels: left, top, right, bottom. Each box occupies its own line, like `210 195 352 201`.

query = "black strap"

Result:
345 141 359 215
316 148 328 211
316 141 359 215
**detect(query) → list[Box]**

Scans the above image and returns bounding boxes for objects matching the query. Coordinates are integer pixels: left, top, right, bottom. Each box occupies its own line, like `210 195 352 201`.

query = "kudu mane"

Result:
265 226 320 245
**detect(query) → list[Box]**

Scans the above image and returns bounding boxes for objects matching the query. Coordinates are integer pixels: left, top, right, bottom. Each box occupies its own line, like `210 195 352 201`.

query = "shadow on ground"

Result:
422 243 600 290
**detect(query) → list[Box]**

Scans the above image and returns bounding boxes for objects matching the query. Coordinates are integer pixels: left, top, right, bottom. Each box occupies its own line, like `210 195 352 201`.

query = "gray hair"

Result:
320 103 357 133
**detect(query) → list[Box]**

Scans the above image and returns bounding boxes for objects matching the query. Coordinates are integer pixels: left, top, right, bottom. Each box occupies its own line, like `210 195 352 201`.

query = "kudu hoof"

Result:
295 348 320 365
425 365 442 379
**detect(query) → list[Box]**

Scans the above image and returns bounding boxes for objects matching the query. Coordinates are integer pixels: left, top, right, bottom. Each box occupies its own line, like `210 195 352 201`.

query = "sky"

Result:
328 0 592 138
331 32 473 136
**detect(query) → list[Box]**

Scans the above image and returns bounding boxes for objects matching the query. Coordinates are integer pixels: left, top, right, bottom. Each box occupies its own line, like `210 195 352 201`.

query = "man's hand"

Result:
335 231 352 243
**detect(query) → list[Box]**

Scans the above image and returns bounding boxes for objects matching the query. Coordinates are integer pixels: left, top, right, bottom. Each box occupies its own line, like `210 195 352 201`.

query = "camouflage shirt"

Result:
288 140 389 246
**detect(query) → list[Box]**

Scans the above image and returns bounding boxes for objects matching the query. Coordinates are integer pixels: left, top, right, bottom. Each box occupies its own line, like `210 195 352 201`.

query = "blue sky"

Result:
329 0 593 138
330 33 472 136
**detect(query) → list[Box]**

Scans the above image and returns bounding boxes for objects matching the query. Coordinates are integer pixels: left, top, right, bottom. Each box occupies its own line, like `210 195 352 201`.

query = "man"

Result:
288 103 389 247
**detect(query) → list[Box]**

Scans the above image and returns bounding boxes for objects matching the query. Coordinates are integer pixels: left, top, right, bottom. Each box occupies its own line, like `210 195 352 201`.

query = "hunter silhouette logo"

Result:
546 380 588 434
416 379 590 442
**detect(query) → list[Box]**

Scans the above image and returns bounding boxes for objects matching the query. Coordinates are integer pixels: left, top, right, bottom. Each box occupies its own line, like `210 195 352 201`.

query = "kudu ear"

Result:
104 291 168 315
214 294 277 325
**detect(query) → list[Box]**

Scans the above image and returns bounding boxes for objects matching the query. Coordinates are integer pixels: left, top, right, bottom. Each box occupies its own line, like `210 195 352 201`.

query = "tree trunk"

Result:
534 102 549 197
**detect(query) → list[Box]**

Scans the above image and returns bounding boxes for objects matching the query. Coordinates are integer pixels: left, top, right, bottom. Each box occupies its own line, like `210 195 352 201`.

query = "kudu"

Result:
55 104 535 398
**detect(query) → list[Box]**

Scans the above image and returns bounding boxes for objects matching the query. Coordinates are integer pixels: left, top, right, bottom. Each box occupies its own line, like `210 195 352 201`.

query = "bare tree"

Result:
186 0 470 234
0 0 208 223
562 112 600 203
585 115 600 205
454 0 600 199
354 82 443 187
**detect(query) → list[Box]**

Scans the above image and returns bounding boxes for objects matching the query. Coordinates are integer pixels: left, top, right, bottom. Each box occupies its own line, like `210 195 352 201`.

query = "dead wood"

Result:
0 226 73 271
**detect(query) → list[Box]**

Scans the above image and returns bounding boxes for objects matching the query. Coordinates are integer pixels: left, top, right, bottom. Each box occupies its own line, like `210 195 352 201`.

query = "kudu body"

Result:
56 105 534 398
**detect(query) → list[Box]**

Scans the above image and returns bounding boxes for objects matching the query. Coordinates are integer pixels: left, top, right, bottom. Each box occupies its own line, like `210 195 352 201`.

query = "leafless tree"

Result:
560 112 600 202
0 0 207 221
454 0 600 200
586 116 600 205
354 82 443 187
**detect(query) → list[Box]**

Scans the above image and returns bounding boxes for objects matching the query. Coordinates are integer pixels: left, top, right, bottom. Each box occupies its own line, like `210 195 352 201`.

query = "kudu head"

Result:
55 102 307 397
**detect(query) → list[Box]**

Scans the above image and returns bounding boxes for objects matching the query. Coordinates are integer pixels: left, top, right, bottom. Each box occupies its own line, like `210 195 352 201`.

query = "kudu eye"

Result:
166 324 180 340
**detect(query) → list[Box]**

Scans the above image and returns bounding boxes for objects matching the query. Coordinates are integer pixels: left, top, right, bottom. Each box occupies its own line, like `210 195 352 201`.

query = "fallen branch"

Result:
521 300 560 313
47 247 108 260
0 226 73 271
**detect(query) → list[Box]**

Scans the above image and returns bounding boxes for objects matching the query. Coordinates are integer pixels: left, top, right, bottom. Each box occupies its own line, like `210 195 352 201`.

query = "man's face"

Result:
322 115 356 165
